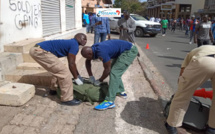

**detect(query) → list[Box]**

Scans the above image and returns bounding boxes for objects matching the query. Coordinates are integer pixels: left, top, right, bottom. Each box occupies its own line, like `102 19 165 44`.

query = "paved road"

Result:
135 30 212 91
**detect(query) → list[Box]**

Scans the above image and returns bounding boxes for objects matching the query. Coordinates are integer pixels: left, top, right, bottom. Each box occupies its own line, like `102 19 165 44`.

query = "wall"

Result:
175 0 205 15
0 0 42 51
0 0 83 52
75 0 82 29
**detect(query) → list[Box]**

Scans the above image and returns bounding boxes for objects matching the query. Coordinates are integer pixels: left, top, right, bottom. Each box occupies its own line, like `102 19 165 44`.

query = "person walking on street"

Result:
29 33 87 106
171 19 176 32
118 11 136 43
189 15 197 44
91 16 110 43
212 20 215 45
194 15 214 47
185 18 189 35
81 40 138 110
161 17 168 36
165 45 215 134
83 11 90 33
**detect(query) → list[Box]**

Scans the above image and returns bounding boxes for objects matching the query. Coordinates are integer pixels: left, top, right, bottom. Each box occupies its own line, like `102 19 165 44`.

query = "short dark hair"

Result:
123 10 130 15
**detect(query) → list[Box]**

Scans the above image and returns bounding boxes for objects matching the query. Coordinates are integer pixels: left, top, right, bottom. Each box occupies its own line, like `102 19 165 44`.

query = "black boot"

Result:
49 90 57 95
206 126 215 134
165 122 178 134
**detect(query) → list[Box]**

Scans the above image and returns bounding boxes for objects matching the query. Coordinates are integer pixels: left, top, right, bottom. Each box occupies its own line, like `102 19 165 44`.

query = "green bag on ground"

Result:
57 80 109 105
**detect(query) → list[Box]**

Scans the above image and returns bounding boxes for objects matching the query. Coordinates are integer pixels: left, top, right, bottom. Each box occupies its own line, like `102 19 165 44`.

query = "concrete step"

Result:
17 63 44 70
0 52 23 80
23 52 36 63
4 38 44 53
0 82 35 106
5 70 52 87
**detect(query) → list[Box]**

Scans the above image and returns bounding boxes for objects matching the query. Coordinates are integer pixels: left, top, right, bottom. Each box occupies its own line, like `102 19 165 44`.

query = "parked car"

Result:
109 14 161 37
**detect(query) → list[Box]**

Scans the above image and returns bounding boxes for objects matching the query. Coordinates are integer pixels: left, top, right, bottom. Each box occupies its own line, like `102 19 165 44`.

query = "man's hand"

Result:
94 79 101 86
75 78 83 85
108 34 111 40
89 76 95 84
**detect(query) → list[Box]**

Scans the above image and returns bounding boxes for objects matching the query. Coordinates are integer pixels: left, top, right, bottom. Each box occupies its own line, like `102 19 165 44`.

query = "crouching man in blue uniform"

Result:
81 39 138 110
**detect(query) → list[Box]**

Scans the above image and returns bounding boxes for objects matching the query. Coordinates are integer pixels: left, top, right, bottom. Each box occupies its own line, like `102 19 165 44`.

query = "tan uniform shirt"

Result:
181 45 215 68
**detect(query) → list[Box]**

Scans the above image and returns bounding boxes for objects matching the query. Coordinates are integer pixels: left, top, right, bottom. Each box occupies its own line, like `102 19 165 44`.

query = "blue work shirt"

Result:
212 23 215 39
92 39 132 63
83 14 90 24
91 17 110 34
38 39 79 58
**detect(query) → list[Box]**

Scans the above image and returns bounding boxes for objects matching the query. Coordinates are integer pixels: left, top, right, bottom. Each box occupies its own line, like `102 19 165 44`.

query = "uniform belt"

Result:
207 54 215 57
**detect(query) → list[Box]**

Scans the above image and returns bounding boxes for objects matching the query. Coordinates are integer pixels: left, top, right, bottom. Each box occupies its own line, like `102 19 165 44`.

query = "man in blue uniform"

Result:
81 39 138 110
30 33 87 106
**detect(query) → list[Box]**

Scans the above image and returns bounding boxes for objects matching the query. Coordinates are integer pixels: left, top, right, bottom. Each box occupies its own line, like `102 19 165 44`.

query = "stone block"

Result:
0 52 23 80
17 62 44 70
5 69 52 86
0 83 35 106
4 38 44 53
23 52 36 63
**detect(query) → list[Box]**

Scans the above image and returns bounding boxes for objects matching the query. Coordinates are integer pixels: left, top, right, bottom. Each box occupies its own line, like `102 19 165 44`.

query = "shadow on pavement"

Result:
169 41 188 44
181 50 190 53
158 56 184 60
120 97 167 134
166 64 181 68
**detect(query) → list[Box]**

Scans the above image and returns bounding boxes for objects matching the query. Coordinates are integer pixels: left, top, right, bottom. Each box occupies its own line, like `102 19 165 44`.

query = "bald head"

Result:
81 46 93 60
74 33 87 46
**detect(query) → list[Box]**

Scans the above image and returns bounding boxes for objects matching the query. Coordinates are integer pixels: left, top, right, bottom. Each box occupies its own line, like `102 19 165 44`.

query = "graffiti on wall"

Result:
9 0 41 30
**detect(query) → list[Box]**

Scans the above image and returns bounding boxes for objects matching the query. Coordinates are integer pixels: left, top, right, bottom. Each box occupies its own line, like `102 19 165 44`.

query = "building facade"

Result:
197 0 215 19
0 0 82 52
147 0 205 19
82 0 113 13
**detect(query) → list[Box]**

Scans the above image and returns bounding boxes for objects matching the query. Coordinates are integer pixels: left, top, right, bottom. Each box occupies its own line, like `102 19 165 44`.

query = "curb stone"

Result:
135 44 174 107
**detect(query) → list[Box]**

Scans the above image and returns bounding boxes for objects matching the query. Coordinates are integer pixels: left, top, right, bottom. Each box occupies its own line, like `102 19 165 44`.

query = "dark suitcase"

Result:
164 95 210 131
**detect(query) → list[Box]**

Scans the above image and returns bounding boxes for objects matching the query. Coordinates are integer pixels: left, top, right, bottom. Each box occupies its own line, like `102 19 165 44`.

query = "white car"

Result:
109 14 161 37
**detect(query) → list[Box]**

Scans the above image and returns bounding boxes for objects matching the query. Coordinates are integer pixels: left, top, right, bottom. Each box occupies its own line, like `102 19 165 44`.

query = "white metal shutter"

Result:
41 0 61 36
65 0 75 30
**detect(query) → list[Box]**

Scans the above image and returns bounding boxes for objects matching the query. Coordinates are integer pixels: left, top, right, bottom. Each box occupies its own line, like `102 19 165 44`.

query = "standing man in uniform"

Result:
81 39 138 110
30 33 87 106
194 15 214 47
161 17 168 36
118 11 136 43
165 45 215 134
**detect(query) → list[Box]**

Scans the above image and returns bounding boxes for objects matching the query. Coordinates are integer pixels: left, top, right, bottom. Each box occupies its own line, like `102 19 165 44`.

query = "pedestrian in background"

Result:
189 15 197 44
171 19 176 32
91 16 110 43
165 45 215 134
185 18 189 35
150 16 155 22
194 15 214 47
161 17 168 36
83 11 90 33
89 13 95 33
212 20 215 45
118 11 136 43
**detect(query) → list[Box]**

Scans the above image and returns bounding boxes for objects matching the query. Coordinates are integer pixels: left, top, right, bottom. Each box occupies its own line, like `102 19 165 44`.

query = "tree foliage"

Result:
113 0 147 16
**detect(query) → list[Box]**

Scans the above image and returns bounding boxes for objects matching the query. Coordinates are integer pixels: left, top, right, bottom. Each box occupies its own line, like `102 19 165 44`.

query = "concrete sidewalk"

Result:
0 33 195 134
